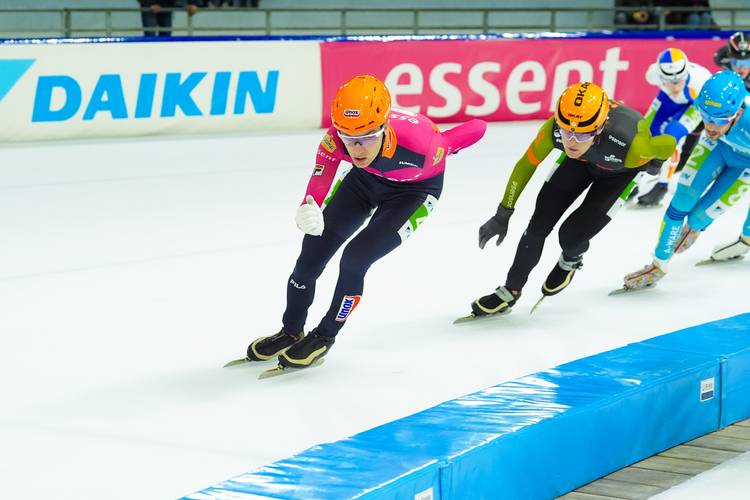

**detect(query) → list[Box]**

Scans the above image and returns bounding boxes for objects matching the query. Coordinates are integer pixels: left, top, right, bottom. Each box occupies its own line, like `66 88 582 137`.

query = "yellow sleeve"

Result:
501 117 555 208
624 119 678 169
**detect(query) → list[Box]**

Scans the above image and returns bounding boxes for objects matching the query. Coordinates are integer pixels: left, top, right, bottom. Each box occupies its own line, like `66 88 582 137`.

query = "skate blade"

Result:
223 356 276 367
608 283 655 296
695 255 745 266
453 308 511 325
258 358 326 379
223 357 250 368
529 296 545 315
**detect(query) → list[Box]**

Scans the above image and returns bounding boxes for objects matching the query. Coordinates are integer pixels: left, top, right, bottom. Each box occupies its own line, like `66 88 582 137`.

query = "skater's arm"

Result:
304 129 345 207
643 96 660 127
500 117 555 208
441 119 487 155
675 105 702 138
624 119 677 168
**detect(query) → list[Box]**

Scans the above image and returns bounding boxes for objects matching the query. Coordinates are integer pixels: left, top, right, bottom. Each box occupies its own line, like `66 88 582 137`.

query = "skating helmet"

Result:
656 48 689 82
555 82 610 133
695 70 746 122
727 31 750 60
331 75 391 135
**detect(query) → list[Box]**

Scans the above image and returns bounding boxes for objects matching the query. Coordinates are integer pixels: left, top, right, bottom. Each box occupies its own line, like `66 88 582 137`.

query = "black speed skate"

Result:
531 255 583 314
278 329 335 369
258 330 335 378
454 286 519 324
542 255 583 296
223 328 303 368
248 328 303 361
637 183 668 206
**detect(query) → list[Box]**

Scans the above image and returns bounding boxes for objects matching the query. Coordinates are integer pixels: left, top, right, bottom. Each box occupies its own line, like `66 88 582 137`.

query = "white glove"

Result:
295 195 324 236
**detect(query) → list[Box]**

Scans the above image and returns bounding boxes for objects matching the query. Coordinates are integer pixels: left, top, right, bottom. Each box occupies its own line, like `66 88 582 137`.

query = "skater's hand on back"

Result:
296 195 324 236
478 204 514 249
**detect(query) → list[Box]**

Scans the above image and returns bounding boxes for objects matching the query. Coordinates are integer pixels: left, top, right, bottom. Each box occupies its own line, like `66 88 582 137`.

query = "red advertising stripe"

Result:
320 38 723 126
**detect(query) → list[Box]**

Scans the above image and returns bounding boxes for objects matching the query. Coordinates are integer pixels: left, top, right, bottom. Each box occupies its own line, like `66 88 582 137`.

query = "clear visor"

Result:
700 109 737 126
336 126 386 147
559 127 599 143
730 58 750 68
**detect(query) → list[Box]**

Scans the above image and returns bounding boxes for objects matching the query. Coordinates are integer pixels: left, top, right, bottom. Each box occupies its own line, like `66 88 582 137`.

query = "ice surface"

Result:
0 123 747 499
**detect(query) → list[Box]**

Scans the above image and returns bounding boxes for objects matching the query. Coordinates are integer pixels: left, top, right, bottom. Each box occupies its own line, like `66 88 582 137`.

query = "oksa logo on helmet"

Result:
574 82 591 107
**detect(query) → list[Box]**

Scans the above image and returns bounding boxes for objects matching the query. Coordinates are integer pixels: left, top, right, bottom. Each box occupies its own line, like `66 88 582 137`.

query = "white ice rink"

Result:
0 122 747 499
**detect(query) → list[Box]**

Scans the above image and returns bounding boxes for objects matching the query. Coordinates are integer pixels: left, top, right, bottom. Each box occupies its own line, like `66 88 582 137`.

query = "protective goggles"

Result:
336 126 385 147
700 109 737 125
730 58 750 68
559 127 598 143
659 74 687 84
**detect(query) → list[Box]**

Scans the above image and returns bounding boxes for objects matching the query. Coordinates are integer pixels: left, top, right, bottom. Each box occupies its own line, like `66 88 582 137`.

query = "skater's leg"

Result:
316 187 441 337
557 170 638 258
686 163 750 232
540 170 636 295
653 136 721 262
504 158 591 292
282 171 374 333
280 183 442 367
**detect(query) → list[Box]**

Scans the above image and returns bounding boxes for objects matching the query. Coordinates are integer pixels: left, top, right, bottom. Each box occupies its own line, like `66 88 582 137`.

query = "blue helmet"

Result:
695 70 746 121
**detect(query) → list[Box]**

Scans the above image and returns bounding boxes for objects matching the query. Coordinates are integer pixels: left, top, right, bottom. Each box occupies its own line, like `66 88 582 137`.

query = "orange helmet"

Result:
555 82 610 133
331 75 391 135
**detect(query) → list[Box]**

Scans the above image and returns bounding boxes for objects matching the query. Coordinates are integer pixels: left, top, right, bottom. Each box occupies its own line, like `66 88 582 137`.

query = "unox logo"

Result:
343 109 360 117
335 295 361 322
0 59 279 122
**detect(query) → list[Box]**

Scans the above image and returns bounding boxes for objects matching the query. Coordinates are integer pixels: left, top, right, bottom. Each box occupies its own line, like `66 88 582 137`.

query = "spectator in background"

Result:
614 0 716 29
138 0 199 37
660 0 715 28
614 1 656 28
207 0 259 6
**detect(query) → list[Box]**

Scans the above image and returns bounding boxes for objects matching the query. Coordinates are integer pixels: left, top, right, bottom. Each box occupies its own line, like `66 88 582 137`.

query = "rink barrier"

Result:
183 312 750 499
0 31 739 142
640 316 750 429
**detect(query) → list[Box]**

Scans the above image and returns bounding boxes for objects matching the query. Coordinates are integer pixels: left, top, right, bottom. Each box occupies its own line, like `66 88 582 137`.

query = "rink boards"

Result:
184 312 750 499
0 32 733 142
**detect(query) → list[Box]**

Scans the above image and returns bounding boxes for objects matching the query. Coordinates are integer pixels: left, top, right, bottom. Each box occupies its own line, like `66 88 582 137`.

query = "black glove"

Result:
478 204 514 249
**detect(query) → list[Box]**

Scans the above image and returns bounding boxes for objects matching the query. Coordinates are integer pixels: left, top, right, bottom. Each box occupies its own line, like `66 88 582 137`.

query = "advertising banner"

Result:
0 40 321 142
320 38 724 127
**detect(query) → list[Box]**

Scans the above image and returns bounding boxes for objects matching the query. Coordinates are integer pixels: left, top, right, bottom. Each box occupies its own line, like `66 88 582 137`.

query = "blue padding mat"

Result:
640 312 750 427
185 313 750 500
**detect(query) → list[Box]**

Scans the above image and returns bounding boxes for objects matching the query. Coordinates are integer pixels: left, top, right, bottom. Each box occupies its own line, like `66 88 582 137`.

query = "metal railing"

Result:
0 6 747 39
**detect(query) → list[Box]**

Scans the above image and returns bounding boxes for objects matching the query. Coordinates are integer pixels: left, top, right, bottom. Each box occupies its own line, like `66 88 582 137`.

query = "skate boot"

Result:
278 329 335 369
247 328 303 361
471 286 519 317
637 183 668 207
542 254 583 296
710 235 750 261
623 260 666 290
626 185 640 202
674 225 701 254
